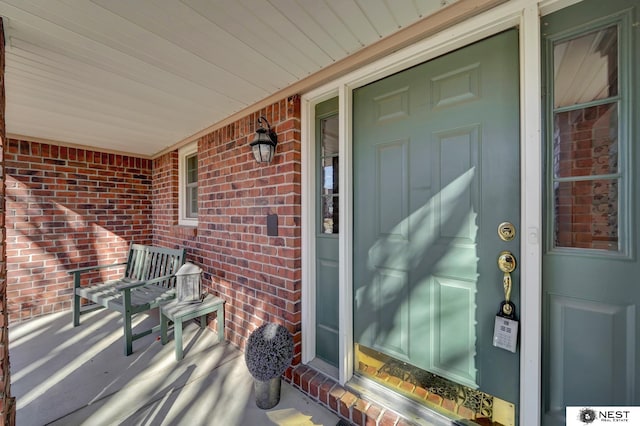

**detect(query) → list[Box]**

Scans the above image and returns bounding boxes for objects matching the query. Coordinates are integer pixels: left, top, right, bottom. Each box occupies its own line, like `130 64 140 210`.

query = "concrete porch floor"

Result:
10 308 339 426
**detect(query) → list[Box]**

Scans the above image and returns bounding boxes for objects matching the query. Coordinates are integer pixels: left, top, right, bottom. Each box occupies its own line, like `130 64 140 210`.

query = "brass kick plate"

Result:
493 396 516 426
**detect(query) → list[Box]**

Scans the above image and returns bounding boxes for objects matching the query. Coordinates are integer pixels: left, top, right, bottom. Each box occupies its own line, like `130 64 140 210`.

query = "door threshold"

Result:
346 375 458 426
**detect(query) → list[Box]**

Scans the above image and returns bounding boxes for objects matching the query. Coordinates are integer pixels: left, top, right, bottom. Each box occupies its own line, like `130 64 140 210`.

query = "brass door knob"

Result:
497 251 516 316
498 251 516 274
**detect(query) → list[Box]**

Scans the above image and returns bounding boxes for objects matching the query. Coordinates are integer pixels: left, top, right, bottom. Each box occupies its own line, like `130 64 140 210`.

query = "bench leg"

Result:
72 270 82 327
123 289 134 356
123 309 133 356
73 292 81 327
161 314 169 345
216 305 224 343
174 319 184 361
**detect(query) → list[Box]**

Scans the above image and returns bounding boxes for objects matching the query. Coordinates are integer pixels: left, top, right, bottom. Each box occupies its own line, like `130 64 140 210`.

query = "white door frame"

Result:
302 1 579 424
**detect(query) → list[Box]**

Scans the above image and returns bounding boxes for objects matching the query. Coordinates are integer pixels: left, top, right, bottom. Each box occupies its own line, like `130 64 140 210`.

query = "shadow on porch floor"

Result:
10 309 338 426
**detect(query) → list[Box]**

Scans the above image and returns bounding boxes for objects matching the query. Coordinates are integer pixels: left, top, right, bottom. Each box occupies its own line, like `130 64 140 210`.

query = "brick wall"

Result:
0 16 16 425
152 95 302 360
5 142 153 323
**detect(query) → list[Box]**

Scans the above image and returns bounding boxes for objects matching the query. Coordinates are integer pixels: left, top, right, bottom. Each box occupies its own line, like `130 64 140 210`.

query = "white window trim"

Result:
299 1 580 424
178 142 198 226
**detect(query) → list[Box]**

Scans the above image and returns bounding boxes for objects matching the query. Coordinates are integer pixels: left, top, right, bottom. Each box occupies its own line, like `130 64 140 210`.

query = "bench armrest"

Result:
69 262 128 289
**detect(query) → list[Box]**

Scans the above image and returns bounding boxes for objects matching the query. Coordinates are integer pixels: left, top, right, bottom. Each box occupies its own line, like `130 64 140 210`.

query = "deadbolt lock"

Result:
498 222 516 241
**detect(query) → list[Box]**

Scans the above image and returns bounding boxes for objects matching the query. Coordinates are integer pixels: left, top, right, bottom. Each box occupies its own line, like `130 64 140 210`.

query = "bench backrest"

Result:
124 244 186 288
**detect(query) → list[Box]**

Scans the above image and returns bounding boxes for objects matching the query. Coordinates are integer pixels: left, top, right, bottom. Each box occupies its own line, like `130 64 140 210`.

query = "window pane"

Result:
187 154 198 184
554 26 617 108
321 116 339 157
187 186 198 218
554 179 618 250
322 156 339 195
553 103 618 178
322 195 339 234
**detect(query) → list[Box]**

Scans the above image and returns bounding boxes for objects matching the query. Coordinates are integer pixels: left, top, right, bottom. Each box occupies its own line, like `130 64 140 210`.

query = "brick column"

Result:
0 18 16 426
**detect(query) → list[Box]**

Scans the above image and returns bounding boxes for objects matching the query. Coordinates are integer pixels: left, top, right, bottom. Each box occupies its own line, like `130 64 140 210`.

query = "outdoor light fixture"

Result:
250 116 278 163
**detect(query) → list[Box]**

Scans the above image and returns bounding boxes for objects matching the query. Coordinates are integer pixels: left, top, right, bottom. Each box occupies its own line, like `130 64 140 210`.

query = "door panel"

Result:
353 29 520 412
432 276 477 386
542 0 640 424
548 295 634 407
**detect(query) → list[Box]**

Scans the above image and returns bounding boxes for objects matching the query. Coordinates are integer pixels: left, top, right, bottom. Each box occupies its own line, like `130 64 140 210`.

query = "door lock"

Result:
497 251 516 316
498 222 516 241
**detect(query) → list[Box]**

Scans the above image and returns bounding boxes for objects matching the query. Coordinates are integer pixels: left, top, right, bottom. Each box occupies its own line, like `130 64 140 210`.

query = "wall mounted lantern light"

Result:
250 116 278 163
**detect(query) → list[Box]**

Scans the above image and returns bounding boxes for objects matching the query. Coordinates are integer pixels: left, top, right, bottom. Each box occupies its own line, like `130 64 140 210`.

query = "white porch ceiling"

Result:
0 0 459 157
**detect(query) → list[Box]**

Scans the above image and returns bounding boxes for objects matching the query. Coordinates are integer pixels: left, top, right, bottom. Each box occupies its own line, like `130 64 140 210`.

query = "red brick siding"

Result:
152 95 302 357
0 16 16 425
5 141 153 323
150 151 185 246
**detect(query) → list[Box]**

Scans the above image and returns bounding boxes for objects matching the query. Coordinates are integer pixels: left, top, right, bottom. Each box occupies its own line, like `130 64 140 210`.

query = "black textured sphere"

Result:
245 323 294 382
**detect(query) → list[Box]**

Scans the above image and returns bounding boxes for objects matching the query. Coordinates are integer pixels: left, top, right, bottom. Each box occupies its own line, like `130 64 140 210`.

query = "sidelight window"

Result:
550 25 622 251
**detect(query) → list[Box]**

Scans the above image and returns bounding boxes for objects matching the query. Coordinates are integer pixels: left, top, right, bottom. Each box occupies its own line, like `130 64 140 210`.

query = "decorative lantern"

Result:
250 116 278 163
175 262 202 303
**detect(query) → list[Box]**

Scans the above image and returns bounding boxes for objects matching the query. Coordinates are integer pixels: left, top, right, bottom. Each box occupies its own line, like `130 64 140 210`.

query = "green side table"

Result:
160 294 225 360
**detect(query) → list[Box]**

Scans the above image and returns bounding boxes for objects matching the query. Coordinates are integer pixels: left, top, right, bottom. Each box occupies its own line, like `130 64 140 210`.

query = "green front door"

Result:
353 30 521 419
542 0 640 424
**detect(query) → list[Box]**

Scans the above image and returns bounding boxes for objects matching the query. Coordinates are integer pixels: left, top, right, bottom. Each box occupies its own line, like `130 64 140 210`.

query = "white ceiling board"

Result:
288 1 364 55
415 0 455 17
183 0 318 78
0 0 457 157
7 78 185 141
354 0 401 36
6 104 167 155
7 41 221 120
325 0 382 42
269 0 350 61
382 0 420 25
8 19 249 110
238 0 332 67
91 0 289 93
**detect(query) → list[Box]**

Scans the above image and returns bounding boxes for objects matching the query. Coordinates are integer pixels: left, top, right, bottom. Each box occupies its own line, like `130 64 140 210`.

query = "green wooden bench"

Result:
69 244 186 355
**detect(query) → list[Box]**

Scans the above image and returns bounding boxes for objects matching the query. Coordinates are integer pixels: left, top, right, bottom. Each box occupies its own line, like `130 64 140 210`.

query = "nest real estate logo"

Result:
567 407 640 425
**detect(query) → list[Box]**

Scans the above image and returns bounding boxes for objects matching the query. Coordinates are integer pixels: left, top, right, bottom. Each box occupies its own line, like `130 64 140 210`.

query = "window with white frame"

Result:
179 143 198 225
